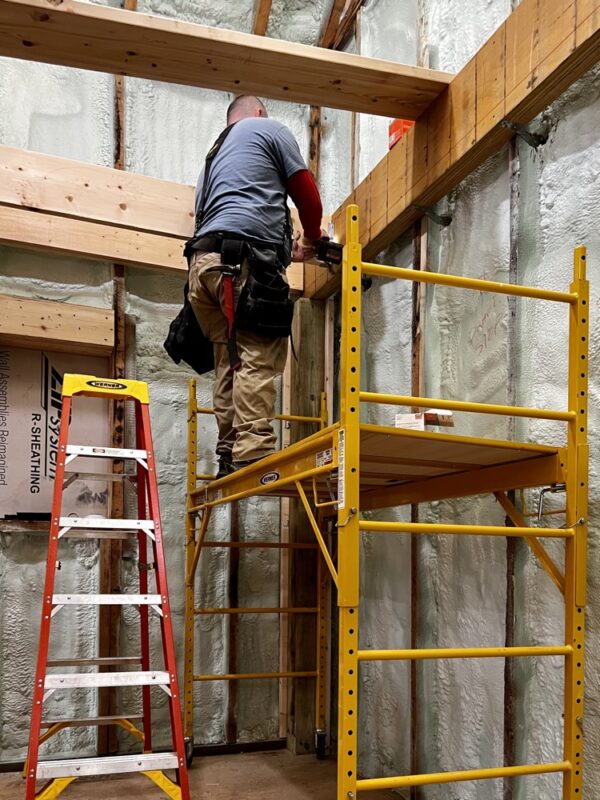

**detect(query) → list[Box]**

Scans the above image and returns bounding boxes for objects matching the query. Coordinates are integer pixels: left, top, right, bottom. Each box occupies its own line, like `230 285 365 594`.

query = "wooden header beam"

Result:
0 293 114 356
0 0 451 119
0 145 306 290
307 0 600 297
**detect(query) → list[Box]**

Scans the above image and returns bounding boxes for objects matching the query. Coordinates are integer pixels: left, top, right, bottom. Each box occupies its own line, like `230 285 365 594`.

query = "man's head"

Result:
226 95 268 124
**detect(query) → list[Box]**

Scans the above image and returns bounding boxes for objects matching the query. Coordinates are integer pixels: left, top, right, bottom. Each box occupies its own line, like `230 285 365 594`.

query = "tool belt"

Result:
184 233 294 371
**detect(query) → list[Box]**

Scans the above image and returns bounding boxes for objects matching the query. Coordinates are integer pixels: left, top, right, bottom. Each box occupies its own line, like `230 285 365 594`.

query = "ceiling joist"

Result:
0 0 451 118
319 0 347 48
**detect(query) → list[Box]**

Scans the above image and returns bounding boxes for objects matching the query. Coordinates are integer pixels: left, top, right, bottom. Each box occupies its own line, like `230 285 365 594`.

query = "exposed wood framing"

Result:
0 294 113 355
309 0 600 297
252 0 273 36
287 299 325 755
332 0 364 50
0 147 305 291
308 105 322 182
0 0 451 118
0 203 186 271
0 144 195 237
99 1 137 749
320 0 347 49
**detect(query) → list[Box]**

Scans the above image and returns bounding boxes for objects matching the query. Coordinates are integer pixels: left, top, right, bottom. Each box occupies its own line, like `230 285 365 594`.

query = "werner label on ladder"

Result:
25 374 190 800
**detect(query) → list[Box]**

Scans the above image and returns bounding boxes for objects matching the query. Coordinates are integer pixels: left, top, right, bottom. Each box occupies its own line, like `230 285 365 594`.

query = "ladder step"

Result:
59 517 154 530
41 714 143 728
53 594 162 606
36 752 179 779
66 445 148 460
64 470 136 482
59 531 136 540
47 657 141 667
45 671 170 689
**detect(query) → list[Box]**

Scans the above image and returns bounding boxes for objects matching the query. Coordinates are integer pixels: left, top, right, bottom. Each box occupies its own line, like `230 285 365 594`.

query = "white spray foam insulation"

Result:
357 0 418 182
0 3 598 794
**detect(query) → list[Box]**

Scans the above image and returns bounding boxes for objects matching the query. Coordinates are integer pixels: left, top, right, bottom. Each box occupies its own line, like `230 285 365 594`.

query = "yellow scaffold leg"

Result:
143 770 183 799
35 778 77 799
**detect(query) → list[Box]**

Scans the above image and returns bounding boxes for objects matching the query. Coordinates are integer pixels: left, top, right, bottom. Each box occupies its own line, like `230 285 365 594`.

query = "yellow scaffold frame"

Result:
184 204 588 799
183 387 330 756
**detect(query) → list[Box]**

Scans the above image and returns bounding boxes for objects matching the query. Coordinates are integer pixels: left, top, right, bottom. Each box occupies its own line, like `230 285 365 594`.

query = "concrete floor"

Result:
0 750 399 799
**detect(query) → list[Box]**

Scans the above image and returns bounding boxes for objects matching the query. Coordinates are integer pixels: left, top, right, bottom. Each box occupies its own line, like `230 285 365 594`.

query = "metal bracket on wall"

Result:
500 120 548 149
410 204 452 227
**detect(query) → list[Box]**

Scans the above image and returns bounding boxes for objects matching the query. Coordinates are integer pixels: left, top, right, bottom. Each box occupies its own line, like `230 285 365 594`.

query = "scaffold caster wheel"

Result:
185 737 194 768
315 729 327 760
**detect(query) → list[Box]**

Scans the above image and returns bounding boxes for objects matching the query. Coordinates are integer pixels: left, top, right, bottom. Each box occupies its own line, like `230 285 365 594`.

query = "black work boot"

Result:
232 454 270 472
216 454 234 479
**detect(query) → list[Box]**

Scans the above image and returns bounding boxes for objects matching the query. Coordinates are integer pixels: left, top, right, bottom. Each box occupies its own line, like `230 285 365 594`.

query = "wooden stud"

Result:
0 0 451 119
286 299 325 754
0 294 113 356
308 105 322 183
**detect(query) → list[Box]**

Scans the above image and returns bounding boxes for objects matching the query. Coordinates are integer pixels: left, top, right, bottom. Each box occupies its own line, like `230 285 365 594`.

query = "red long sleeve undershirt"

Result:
286 169 323 241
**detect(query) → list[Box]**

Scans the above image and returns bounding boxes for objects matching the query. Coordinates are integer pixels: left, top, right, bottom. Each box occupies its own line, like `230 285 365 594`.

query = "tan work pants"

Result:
188 250 288 463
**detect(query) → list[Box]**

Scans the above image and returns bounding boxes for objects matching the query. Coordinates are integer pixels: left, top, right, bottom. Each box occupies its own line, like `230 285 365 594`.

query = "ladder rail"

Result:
26 395 73 795
26 377 190 800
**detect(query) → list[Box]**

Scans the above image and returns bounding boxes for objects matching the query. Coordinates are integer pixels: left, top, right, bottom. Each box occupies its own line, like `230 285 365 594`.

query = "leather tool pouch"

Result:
236 244 294 339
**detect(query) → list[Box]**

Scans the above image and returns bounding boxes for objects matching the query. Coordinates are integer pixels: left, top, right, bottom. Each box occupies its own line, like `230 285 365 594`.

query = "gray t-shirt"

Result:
194 117 307 244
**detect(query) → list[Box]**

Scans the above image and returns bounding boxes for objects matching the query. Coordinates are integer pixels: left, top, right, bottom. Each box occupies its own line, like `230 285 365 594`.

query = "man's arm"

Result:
286 169 324 261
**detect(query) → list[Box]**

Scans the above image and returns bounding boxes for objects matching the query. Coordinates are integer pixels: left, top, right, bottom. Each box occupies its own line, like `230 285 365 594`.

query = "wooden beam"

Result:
252 0 273 36
0 203 185 271
0 294 113 355
0 202 305 291
0 144 195 238
308 0 600 297
320 0 347 48
0 0 451 119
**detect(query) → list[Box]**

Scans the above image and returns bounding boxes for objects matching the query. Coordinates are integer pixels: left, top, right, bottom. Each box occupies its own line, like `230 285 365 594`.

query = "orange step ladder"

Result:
25 375 190 800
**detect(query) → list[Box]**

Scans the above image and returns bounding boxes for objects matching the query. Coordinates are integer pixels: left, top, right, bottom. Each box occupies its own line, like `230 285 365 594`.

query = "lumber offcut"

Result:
0 0 451 118
308 0 600 297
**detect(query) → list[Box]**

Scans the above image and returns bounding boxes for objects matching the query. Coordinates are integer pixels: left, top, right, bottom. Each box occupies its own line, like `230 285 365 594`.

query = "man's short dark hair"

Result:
226 95 267 123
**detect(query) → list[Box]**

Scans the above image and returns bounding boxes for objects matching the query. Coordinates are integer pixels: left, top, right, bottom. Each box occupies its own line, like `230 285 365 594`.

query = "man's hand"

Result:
291 229 327 262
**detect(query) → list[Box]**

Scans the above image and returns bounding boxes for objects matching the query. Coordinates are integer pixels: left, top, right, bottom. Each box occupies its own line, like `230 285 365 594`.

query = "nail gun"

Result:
316 236 343 266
